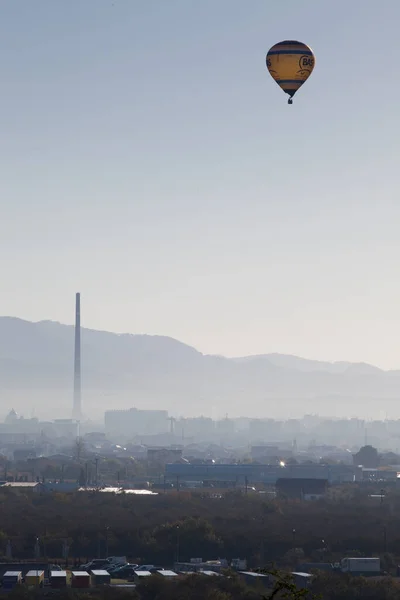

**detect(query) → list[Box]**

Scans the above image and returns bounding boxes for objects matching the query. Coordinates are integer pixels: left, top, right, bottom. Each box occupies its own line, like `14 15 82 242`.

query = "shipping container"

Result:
291 572 312 590
71 571 91 588
25 570 44 587
50 571 67 589
2 571 22 590
133 571 152 583
91 570 111 585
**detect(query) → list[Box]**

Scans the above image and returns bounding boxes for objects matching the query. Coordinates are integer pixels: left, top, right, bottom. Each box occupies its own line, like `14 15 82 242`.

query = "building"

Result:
251 446 282 462
0 410 79 447
52 420 79 439
43 482 79 493
215 418 235 436
238 572 270 588
147 447 183 465
105 408 169 438
175 417 215 441
0 410 40 444
165 463 361 485
40 420 79 440
249 419 282 439
361 468 398 482
2 482 46 494
275 478 328 500
13 448 36 461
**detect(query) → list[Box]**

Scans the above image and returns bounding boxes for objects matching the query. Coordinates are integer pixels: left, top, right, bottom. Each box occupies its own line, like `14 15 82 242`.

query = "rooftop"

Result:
3 482 41 488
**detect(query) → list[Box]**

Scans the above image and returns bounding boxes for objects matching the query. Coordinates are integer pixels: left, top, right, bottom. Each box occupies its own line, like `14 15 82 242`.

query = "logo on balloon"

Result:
298 55 314 72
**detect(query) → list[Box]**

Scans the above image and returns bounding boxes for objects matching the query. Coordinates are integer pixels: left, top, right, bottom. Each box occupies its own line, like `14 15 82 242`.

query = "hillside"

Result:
0 317 398 420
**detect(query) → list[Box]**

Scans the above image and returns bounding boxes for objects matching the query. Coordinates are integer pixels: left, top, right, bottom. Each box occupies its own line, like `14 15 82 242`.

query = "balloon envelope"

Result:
266 40 315 100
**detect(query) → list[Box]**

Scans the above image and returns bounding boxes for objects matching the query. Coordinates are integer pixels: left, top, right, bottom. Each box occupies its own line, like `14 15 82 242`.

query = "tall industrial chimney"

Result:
72 292 82 420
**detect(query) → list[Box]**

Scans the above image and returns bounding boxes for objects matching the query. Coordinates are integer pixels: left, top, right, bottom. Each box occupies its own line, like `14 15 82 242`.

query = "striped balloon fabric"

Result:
266 40 315 104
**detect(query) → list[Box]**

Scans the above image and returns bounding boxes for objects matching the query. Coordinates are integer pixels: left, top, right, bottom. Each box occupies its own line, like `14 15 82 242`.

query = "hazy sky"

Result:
1 0 400 369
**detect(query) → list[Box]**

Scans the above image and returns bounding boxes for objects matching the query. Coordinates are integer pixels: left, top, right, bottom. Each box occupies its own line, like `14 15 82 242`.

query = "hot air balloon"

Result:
266 40 315 104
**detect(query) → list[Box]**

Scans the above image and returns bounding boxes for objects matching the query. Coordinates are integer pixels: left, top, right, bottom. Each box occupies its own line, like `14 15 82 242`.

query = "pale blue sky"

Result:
1 0 400 368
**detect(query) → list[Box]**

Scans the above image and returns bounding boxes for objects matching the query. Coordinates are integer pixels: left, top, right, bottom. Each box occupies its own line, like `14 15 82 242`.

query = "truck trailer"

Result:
340 558 380 575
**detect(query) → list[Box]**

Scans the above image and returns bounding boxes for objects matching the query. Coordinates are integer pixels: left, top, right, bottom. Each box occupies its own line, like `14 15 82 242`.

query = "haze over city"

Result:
2 4 400 597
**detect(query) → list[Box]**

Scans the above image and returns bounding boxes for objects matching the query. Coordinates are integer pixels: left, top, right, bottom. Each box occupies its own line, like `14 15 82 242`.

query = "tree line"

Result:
0 485 400 567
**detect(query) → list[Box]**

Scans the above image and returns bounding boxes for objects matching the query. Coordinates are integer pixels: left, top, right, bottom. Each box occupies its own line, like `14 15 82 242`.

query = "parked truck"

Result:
340 558 380 575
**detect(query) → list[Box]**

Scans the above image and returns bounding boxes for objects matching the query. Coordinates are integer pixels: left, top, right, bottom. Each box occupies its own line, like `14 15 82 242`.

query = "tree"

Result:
75 437 85 461
263 570 317 600
353 445 379 468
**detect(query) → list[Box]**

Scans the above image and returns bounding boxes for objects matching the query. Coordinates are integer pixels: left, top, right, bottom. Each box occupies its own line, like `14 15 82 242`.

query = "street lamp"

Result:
35 537 40 582
105 527 110 557
176 526 180 563
34 537 40 560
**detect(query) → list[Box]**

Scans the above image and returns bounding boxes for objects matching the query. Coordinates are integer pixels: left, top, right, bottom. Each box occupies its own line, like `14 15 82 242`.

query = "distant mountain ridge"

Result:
0 317 398 419
233 353 384 375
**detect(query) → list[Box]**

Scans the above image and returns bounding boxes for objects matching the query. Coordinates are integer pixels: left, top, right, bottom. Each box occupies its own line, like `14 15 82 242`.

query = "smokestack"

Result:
73 293 82 420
